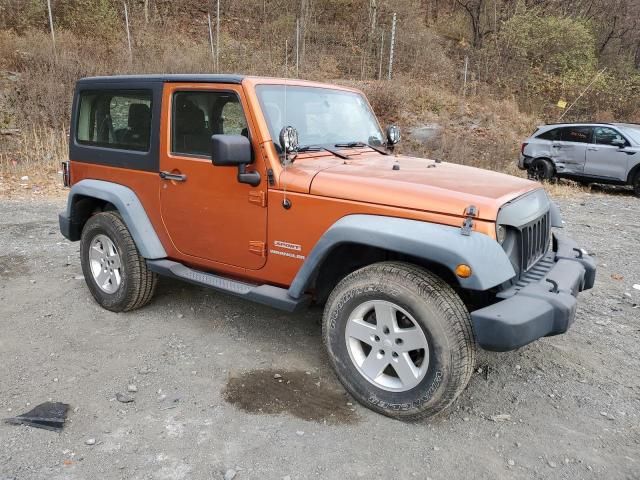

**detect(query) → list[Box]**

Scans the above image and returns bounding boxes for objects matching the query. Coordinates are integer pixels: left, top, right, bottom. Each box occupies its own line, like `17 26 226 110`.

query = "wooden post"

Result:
124 2 132 61
388 13 396 80
46 0 57 61
208 13 215 70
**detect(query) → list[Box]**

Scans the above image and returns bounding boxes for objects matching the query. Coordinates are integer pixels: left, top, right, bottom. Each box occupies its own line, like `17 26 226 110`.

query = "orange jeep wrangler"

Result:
59 75 596 420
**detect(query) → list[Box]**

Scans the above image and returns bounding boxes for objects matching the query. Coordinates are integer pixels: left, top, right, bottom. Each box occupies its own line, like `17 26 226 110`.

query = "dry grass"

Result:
0 127 67 198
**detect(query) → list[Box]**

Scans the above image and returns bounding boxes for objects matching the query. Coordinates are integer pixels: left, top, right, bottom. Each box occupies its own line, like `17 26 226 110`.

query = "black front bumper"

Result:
471 234 596 352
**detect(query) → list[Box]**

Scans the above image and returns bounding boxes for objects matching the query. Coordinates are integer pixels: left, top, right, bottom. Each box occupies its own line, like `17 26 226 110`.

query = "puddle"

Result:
0 254 29 278
223 369 359 425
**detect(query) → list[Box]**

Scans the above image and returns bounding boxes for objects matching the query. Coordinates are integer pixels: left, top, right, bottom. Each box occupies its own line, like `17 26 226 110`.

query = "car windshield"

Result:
618 125 640 145
255 85 385 152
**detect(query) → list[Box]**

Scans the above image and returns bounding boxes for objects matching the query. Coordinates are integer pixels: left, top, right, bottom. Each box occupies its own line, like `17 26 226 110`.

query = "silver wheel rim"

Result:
345 300 429 392
88 234 122 294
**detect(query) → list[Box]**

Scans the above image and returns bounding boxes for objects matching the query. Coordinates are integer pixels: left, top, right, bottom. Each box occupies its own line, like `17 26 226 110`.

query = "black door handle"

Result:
160 171 187 182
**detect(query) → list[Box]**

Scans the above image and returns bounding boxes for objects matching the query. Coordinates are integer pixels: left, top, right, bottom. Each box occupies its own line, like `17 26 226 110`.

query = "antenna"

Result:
282 39 290 206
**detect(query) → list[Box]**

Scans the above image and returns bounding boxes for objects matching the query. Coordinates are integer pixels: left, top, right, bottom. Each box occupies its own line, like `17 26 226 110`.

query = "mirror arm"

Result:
237 163 261 187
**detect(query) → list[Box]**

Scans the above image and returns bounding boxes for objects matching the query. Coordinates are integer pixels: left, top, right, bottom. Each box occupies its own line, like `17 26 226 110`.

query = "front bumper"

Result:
471 234 596 352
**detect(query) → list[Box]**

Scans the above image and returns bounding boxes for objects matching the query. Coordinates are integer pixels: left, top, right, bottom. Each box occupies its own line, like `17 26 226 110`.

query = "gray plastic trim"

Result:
287 214 516 298
65 179 167 259
548 201 563 228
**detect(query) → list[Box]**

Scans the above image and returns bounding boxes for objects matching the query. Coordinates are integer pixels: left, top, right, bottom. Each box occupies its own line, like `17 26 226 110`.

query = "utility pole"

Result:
378 29 384 80
388 13 396 80
208 13 215 70
215 0 220 72
123 2 132 61
46 0 56 61
296 17 300 77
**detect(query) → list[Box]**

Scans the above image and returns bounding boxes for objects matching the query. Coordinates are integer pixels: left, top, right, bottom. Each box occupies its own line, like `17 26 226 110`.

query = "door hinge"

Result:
461 205 478 236
248 190 267 207
249 241 266 257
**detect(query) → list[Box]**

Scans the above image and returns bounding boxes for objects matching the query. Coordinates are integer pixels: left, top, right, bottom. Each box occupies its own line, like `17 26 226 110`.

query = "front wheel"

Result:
322 262 476 421
633 173 640 197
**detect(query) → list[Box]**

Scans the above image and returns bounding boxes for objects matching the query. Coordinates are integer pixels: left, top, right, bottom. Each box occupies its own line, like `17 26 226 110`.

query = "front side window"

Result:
172 91 248 156
594 126 628 146
76 90 152 151
255 85 384 151
560 126 592 143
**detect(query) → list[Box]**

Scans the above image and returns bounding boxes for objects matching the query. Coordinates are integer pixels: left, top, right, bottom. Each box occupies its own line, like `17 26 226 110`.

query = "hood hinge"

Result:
461 205 478 236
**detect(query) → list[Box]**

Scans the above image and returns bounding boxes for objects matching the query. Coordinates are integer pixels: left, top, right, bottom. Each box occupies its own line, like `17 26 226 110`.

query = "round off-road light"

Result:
455 264 472 278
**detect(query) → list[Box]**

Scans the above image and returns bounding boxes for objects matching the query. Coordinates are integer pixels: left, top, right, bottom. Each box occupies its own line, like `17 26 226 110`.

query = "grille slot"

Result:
520 211 550 272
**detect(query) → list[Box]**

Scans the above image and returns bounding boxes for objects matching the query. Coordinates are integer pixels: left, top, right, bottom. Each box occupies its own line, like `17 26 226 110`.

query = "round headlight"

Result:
496 224 507 244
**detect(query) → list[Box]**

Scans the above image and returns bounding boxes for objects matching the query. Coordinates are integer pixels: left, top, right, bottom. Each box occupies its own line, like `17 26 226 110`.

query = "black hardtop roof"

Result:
77 74 245 85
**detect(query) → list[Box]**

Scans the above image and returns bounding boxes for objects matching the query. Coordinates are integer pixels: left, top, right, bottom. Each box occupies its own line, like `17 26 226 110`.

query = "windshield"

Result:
618 125 640 145
256 85 384 151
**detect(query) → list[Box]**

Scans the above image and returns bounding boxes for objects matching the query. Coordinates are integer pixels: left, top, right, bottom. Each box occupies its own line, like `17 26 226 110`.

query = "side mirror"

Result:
279 126 299 154
611 138 626 148
211 134 260 186
386 125 401 149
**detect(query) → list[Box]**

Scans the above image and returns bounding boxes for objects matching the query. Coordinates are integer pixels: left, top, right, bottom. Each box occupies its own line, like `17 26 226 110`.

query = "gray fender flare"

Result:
287 214 516 298
64 179 167 259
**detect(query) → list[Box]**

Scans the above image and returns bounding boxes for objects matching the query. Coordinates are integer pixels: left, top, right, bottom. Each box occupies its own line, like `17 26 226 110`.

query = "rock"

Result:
177 313 184 319
548 460 557 468
515 365 521 370
507 459 515 467
274 373 282 379
85 438 96 446
633 284 640 291
127 384 137 392
116 393 134 403
283 476 291 480
296 430 304 436
433 446 440 451
623 292 633 299
490 414 511 422
223 468 237 480
20 175 29 181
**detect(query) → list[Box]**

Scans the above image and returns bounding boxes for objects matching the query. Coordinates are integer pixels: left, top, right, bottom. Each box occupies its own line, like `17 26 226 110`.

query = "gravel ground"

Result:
0 191 639 480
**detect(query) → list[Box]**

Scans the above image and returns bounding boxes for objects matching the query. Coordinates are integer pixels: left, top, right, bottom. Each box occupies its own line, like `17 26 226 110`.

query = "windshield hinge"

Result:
248 190 267 208
461 205 478 236
249 241 266 257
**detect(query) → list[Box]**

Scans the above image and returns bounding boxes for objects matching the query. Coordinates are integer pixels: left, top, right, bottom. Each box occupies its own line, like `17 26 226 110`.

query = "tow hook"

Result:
460 205 478 236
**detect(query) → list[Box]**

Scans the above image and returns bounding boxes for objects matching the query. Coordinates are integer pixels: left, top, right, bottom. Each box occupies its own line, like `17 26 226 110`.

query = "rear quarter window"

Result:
76 90 152 151
536 128 560 141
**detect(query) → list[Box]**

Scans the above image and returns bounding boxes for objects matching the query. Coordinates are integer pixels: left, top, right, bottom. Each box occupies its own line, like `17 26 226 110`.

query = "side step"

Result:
146 259 311 313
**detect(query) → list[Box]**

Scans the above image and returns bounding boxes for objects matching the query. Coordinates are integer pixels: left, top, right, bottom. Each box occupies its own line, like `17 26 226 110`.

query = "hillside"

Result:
1 0 639 196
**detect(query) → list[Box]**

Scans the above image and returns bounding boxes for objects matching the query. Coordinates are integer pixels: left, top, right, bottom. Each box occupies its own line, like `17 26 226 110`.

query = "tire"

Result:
528 158 555 181
322 261 476 421
633 173 640 197
80 211 157 312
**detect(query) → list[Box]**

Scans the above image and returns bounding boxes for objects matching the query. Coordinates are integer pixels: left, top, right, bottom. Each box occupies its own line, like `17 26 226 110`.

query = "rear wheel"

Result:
322 262 476 421
80 211 157 312
529 158 555 181
633 173 640 197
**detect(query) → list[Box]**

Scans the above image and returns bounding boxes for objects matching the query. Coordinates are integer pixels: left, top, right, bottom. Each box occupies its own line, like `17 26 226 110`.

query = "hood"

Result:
281 151 541 220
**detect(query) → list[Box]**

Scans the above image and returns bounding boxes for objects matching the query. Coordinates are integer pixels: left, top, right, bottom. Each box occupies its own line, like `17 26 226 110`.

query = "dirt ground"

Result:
0 190 639 480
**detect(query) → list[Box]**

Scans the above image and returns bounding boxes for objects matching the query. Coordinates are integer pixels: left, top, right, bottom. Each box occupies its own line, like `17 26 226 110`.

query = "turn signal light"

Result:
455 264 472 278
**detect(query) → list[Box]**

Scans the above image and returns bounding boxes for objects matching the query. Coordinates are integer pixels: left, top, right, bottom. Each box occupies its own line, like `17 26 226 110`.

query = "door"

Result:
159 83 267 270
585 126 630 180
550 126 592 174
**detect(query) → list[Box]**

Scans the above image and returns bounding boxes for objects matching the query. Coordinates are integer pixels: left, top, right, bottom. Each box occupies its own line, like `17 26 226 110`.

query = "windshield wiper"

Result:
334 141 390 155
297 145 350 160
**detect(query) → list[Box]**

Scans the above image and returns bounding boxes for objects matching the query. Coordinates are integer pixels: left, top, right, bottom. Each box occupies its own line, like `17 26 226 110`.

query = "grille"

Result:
519 211 551 272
